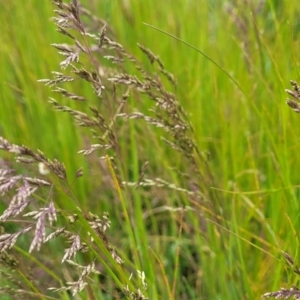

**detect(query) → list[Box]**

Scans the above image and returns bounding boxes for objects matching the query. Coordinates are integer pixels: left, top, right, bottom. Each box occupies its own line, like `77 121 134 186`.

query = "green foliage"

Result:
1 0 300 299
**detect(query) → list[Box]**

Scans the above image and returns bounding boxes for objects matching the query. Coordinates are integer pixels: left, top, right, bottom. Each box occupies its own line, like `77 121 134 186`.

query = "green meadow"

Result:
1 0 300 299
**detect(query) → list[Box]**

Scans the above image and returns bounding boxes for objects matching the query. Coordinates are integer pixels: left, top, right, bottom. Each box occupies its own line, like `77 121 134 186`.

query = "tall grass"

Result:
1 0 300 299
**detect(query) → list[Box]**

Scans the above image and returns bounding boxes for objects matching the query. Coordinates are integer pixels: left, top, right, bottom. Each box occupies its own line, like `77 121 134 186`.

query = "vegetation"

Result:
1 0 300 299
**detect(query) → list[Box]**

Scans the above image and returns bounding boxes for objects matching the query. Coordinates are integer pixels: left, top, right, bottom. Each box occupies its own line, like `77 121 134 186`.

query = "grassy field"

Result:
1 0 300 299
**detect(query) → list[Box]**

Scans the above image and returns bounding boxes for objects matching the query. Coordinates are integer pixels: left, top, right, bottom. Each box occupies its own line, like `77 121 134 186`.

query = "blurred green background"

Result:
1 0 300 299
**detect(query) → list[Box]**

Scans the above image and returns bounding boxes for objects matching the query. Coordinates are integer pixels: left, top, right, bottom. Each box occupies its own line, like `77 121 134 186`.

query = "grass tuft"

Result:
1 0 300 299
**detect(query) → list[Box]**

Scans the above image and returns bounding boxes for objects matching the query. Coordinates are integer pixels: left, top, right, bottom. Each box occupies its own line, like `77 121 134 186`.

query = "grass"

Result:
1 0 300 299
